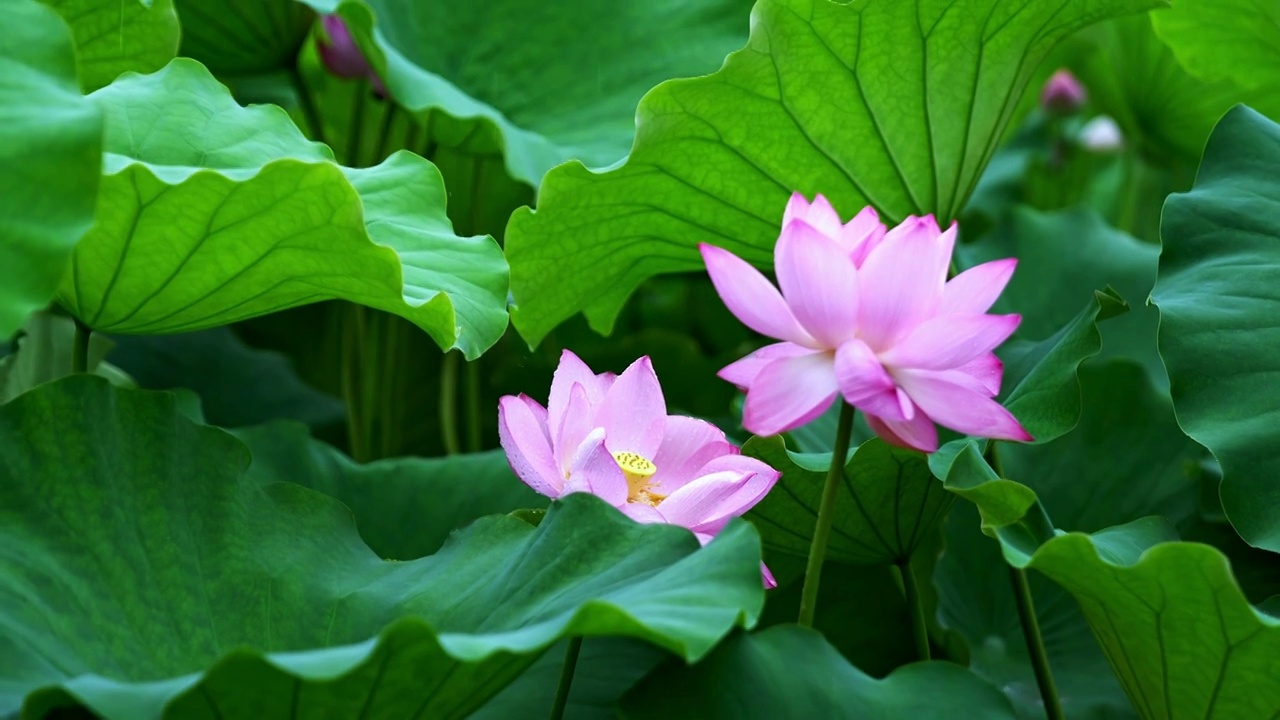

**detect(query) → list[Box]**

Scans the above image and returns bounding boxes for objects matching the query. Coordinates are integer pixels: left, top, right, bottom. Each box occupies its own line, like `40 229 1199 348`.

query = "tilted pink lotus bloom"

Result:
700 193 1032 453
498 350 781 586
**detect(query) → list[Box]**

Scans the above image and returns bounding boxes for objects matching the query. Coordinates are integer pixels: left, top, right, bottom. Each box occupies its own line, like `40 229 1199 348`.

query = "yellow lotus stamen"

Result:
612 451 665 507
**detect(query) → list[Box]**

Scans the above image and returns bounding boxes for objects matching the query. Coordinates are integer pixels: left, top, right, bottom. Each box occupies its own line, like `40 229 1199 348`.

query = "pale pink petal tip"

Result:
762 562 777 589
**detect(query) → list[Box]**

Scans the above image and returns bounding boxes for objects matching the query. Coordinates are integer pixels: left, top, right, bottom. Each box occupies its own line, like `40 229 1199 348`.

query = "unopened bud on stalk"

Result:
1040 69 1086 115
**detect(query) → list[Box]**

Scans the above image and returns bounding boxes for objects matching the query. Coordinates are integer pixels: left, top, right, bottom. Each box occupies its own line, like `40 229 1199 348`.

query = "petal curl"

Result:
498 394 562 497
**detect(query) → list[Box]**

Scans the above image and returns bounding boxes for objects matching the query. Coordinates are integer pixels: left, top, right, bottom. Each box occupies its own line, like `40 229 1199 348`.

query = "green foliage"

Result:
1152 1 1280 102
744 436 950 565
0 0 102 339
173 0 315 75
41 0 179 91
0 377 765 719
1153 106 1280 552
504 0 1163 345
620 626 1018 719
63 59 509 358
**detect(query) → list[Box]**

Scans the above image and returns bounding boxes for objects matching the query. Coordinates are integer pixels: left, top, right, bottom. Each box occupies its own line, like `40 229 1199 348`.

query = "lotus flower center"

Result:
612 451 665 507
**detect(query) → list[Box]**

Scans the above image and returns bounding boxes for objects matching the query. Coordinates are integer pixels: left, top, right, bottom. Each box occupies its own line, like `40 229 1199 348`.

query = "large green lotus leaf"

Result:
936 362 1198 719
0 0 102 339
173 0 315 75
108 328 345 429
301 0 751 186
59 59 509 358
0 377 765 719
1151 1 1280 102
473 638 666 720
937 429 1280 719
743 436 951 566
959 207 1164 386
620 626 1017 719
503 0 1163 345
41 0 179 92
232 421 543 559
1152 105 1280 552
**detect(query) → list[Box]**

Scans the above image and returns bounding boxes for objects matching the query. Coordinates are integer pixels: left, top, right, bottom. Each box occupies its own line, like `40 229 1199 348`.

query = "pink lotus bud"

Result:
1040 69 1086 115
317 15 388 97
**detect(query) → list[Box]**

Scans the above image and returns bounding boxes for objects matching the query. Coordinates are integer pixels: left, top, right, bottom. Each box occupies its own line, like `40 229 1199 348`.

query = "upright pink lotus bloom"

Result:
700 193 1032 454
498 351 781 585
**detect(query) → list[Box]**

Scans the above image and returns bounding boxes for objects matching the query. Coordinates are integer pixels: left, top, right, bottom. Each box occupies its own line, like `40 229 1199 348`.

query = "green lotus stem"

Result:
548 636 583 720
798 401 855 627
289 69 328 147
378 313 404 459
71 319 90 375
440 351 462 455
342 304 371 463
1010 565 1064 720
466 358 482 453
346 80 368 167
897 554 931 661
372 102 398 164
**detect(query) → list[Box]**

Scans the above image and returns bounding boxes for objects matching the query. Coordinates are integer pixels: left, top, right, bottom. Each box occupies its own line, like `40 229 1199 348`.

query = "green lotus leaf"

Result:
60 59 508 358
1152 105 1280 552
0 376 765 719
41 0 179 92
108 329 345 429
232 421 543 559
300 0 751 186
620 626 1017 719
0 312 132 403
936 397 1279 720
743 436 951 566
1151 1 1280 102
174 0 316 75
936 362 1199 719
959 207 1163 387
503 0 1164 345
0 0 102 339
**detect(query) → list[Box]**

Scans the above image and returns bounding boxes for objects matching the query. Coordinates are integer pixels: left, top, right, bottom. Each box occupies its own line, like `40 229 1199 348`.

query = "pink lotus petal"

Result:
742 351 839 436
498 394 562 497
880 314 1021 371
941 258 1018 316
761 562 778 589
554 383 595 476
651 416 735 495
621 502 665 524
596 356 667 459
782 192 842 240
834 338 907 421
317 15 371 79
898 370 1033 442
656 471 758 530
547 350 607 441
956 352 1004 396
865 407 939 453
843 206 887 266
776 219 859 347
718 342 812 389
857 217 953 350
564 428 629 506
700 243 818 347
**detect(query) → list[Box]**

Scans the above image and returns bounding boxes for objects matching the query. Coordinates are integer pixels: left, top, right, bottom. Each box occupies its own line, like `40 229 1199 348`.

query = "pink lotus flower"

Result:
498 351 781 585
701 193 1032 453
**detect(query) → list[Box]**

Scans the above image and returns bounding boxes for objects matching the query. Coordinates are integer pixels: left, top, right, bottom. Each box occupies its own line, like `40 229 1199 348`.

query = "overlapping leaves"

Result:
1153 106 1280 553
0 0 102 339
62 59 509 358
504 0 1162 344
0 377 766 719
